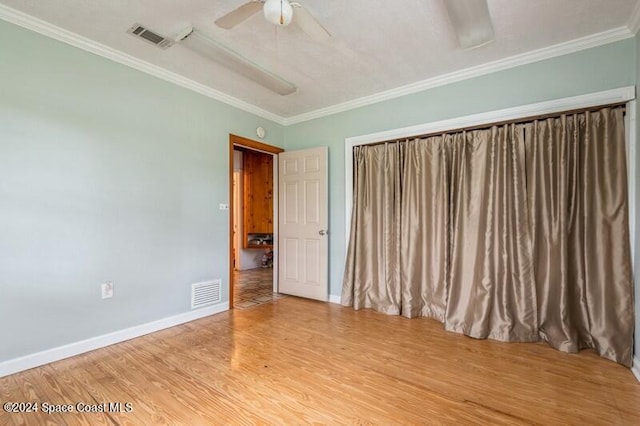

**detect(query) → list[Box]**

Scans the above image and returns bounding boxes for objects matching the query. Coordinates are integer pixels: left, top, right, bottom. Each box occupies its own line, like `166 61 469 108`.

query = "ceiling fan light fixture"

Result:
264 0 293 26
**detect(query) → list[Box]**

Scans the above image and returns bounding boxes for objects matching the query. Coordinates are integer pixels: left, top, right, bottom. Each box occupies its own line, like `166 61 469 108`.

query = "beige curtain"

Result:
342 143 403 314
445 125 539 342
400 136 450 320
342 106 634 366
523 108 634 365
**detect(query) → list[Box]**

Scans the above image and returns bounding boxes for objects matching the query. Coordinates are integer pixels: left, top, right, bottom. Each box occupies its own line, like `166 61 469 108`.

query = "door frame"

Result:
344 87 636 252
228 134 284 309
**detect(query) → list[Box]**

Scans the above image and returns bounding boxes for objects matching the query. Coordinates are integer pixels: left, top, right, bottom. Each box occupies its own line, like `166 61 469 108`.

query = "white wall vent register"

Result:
127 24 174 49
191 279 222 309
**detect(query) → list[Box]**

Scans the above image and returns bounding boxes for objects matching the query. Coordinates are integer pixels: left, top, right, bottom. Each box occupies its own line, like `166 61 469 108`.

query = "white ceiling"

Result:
1 0 639 122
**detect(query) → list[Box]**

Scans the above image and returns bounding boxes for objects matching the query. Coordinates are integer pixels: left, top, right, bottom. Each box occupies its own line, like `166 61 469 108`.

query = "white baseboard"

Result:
632 356 640 383
329 294 341 304
0 302 228 378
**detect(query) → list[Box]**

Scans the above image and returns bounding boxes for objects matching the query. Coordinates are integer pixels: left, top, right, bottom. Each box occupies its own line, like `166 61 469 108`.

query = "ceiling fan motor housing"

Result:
263 0 293 26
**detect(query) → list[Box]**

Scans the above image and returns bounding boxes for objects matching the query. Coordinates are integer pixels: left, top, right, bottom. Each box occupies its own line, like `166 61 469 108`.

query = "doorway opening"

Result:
229 134 284 309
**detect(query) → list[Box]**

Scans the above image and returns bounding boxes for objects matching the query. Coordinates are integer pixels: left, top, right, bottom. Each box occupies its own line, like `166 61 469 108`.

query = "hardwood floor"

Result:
2 297 639 425
233 268 286 309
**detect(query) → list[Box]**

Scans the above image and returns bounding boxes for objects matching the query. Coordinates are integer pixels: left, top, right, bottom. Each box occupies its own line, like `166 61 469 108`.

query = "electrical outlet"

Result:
219 203 229 210
101 282 113 299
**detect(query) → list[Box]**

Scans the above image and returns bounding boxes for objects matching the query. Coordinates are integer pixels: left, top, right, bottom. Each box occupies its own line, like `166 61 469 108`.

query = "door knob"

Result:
319 229 328 236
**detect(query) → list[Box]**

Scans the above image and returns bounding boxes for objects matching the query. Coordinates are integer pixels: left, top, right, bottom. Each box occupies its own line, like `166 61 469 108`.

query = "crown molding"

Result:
628 0 640 34
283 26 634 126
0 4 287 125
1 4 636 128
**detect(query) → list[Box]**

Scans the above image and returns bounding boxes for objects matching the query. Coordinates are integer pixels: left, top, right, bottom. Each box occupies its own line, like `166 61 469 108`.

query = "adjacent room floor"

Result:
233 267 285 309
2 297 639 425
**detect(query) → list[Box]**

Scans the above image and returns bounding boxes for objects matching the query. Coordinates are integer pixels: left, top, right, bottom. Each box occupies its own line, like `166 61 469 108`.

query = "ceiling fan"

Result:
444 0 495 49
215 0 331 41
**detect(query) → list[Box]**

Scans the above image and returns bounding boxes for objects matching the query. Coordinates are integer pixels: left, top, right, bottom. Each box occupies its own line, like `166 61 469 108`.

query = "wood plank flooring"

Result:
1 297 639 425
233 268 285 309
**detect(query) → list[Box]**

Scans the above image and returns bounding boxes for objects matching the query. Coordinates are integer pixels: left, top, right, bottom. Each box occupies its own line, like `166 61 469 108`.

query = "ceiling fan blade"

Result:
444 0 494 49
215 1 263 29
291 3 331 41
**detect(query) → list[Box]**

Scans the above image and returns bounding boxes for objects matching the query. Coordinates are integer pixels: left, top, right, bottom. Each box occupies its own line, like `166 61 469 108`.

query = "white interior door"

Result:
278 147 328 301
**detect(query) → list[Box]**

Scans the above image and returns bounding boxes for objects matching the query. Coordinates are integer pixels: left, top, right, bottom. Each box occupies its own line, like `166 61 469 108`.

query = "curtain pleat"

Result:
446 126 538 342
342 105 633 366
342 143 403 314
400 137 449 320
523 108 634 365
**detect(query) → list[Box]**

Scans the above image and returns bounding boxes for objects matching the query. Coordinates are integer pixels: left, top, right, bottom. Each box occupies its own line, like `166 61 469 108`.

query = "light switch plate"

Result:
101 282 113 299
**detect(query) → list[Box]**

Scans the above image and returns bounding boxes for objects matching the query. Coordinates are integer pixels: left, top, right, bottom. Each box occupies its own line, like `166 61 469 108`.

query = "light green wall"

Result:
284 38 637 297
0 20 283 362
2 15 638 364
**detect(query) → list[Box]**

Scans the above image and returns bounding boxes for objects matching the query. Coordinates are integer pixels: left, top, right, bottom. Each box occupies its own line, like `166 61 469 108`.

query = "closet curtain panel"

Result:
400 137 450 320
342 143 403 314
523 108 633 365
342 106 633 366
445 125 539 343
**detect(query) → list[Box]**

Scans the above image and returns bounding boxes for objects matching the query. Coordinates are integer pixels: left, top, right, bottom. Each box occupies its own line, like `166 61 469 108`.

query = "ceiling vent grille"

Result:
191 279 222 309
127 24 173 49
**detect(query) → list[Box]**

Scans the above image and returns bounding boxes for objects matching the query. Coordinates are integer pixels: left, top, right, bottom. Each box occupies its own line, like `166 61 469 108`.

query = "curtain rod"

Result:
364 102 627 147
